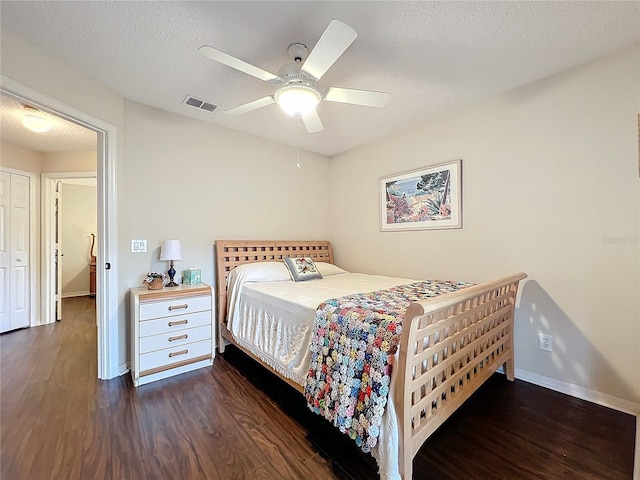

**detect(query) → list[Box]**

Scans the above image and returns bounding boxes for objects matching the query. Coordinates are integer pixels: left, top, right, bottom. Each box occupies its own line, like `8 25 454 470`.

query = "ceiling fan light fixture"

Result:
21 107 51 133
274 84 321 117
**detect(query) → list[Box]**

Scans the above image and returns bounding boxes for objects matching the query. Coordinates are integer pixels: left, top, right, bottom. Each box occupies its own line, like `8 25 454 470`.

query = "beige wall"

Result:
61 183 97 296
0 144 96 173
123 100 331 290
122 101 332 359
1 142 44 172
330 45 640 405
43 150 97 172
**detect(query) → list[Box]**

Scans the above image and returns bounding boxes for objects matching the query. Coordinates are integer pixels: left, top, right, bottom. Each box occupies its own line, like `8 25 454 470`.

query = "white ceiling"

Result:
1 1 638 156
1 93 97 153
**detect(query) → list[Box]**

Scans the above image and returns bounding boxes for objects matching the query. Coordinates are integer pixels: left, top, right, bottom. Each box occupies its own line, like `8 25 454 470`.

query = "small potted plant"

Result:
143 272 166 290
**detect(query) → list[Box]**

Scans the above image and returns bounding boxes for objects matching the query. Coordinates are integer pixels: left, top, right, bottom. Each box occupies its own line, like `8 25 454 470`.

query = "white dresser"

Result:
130 284 214 386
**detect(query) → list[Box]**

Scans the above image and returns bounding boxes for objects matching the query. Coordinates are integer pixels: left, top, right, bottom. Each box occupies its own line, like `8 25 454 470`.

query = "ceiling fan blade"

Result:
301 20 357 81
225 96 275 115
324 87 390 108
302 110 324 133
198 45 279 83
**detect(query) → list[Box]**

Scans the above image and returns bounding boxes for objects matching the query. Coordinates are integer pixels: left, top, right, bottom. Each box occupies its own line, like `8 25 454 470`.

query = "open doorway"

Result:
42 174 98 323
1 78 119 380
58 178 98 316
41 173 98 322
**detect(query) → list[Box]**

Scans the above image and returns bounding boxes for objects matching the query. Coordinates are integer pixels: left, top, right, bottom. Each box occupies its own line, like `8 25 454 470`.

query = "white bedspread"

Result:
226 266 415 480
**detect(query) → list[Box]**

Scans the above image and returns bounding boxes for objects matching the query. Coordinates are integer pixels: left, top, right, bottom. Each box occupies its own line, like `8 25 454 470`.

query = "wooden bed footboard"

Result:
395 272 527 479
215 240 527 479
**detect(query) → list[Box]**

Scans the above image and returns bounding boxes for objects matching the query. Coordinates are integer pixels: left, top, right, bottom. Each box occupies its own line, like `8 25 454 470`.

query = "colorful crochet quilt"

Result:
304 280 472 453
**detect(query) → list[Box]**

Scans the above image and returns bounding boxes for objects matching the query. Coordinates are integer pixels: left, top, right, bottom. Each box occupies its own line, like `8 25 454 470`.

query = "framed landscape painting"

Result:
380 159 462 231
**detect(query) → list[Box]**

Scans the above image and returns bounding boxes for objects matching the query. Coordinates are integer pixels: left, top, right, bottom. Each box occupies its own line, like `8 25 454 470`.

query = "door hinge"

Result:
105 263 111 270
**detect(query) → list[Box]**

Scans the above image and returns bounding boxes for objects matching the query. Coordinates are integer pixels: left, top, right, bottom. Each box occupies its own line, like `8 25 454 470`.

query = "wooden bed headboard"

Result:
214 240 334 328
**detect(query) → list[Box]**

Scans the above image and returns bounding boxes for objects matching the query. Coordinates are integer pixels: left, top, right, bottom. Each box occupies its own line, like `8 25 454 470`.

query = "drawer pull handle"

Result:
168 319 188 327
169 349 188 358
168 304 188 311
168 334 188 342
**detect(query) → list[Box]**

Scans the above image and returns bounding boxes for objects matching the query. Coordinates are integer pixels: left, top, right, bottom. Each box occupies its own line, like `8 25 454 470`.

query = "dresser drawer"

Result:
139 310 211 337
139 294 211 321
139 339 212 373
140 324 211 354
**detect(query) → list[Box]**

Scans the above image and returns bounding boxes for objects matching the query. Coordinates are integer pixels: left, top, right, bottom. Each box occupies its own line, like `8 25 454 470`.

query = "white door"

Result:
55 181 62 320
0 172 9 331
0 171 31 333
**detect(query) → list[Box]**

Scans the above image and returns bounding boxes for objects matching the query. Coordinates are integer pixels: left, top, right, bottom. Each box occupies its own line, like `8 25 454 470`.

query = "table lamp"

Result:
160 240 182 287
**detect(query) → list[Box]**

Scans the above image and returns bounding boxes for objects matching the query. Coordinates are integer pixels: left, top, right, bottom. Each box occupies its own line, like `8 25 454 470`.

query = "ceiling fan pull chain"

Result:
297 117 301 169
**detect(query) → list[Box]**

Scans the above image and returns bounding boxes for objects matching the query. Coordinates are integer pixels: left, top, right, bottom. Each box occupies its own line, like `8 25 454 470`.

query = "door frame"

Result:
0 167 37 329
41 172 97 324
1 76 119 380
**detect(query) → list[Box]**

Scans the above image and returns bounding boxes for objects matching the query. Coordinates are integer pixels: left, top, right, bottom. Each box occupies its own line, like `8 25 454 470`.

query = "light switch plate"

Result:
131 239 147 253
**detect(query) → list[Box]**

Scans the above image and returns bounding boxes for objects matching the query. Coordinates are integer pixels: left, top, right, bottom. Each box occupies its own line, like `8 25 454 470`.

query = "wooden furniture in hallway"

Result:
89 261 96 297
89 233 96 297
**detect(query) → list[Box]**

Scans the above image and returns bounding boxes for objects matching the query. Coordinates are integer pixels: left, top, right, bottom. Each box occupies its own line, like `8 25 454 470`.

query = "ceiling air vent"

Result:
183 95 217 112
200 102 216 112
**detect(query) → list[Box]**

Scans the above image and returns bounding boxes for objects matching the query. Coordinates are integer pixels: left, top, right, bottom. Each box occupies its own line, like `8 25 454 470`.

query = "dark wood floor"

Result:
1 297 636 480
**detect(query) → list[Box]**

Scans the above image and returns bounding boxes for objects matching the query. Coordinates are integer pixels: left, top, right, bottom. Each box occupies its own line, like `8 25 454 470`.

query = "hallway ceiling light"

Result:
21 105 51 133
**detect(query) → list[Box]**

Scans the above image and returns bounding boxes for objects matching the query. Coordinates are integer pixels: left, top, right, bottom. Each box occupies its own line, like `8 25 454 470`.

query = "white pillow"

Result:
315 262 348 276
226 262 291 285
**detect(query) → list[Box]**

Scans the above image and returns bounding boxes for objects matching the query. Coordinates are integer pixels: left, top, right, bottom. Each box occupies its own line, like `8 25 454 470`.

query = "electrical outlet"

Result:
539 333 553 352
130 239 147 253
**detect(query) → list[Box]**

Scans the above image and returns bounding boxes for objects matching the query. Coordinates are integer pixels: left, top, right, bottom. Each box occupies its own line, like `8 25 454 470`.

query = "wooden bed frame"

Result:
215 240 527 479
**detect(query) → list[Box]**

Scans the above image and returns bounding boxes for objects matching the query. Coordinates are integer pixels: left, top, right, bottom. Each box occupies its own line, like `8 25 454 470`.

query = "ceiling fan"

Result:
198 19 389 133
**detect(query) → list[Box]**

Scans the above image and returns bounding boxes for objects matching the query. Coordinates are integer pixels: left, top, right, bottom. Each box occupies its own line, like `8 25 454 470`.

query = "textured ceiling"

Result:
1 1 638 156
1 93 97 153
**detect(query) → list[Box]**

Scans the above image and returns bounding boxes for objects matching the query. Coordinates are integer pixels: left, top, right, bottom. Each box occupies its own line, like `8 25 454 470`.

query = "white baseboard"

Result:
505 367 639 416
119 362 130 376
61 291 90 298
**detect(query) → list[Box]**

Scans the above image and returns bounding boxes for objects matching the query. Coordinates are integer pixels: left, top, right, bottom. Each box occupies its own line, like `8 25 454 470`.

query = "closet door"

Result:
0 171 31 333
0 172 9 332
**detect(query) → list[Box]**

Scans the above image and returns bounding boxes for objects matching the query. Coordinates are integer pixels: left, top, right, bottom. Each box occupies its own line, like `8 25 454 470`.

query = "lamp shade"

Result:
160 240 182 261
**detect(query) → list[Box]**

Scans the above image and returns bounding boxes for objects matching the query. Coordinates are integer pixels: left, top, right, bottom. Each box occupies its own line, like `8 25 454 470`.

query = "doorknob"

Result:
16 258 24 262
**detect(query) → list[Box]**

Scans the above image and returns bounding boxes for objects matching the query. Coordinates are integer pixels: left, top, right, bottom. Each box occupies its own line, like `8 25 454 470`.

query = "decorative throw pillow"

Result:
283 256 323 282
